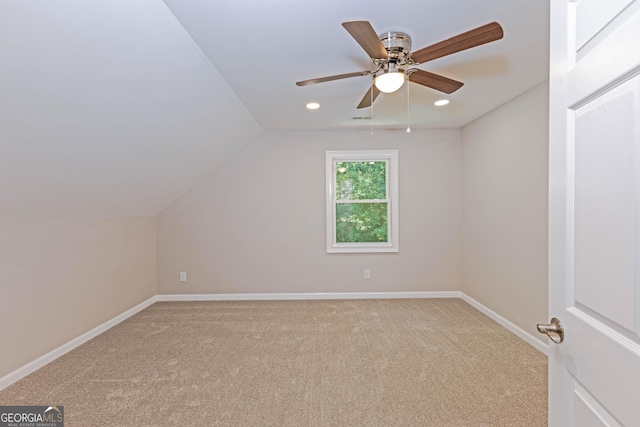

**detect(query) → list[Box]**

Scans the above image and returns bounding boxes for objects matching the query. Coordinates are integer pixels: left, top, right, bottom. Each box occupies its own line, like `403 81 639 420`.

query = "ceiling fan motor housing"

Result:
378 31 412 63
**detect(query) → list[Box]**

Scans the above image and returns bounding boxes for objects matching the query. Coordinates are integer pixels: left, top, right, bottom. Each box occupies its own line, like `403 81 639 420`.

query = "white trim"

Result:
157 291 461 301
326 150 399 253
2 291 547 390
0 296 157 391
460 293 549 355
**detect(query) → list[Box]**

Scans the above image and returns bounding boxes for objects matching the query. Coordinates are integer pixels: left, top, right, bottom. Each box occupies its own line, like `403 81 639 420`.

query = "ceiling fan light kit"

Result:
374 68 405 93
296 20 504 111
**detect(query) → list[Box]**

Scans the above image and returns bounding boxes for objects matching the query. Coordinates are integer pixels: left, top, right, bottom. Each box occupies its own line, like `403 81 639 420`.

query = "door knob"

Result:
537 318 564 343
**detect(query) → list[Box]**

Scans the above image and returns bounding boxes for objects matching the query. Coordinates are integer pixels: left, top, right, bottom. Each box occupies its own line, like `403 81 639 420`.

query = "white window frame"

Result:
326 150 399 253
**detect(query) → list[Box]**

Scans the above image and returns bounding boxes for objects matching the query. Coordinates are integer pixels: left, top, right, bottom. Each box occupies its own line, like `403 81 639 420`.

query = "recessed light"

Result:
434 99 450 106
306 102 320 110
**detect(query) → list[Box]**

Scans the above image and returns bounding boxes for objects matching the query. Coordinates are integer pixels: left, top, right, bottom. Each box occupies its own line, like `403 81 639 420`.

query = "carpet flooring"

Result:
0 299 547 426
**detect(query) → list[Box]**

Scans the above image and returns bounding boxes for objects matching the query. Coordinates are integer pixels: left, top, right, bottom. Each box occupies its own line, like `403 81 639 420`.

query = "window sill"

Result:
327 244 399 254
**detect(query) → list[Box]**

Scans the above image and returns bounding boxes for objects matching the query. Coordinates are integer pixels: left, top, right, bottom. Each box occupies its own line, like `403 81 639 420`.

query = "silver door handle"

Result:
537 318 564 344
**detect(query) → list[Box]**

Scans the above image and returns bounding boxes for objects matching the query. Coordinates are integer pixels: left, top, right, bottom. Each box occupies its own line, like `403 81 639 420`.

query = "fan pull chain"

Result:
370 77 374 136
406 76 411 133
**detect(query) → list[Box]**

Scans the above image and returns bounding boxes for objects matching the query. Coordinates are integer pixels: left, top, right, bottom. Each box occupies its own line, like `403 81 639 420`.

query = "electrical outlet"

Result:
180 272 187 282
364 269 371 279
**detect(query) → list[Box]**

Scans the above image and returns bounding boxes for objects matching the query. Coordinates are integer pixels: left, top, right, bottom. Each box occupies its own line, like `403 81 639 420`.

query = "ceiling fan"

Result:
296 21 504 109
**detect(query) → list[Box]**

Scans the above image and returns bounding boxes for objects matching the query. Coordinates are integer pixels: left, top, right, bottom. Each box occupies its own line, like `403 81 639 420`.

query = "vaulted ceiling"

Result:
0 0 549 222
163 0 549 130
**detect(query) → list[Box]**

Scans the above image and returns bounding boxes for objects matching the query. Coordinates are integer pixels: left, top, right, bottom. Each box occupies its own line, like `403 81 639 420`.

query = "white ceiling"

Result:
0 0 549 222
163 0 550 130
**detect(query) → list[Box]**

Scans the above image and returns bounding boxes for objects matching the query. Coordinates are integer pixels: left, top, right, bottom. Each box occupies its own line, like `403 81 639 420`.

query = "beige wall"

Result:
0 216 157 378
461 81 549 341
158 129 462 294
1 85 551 379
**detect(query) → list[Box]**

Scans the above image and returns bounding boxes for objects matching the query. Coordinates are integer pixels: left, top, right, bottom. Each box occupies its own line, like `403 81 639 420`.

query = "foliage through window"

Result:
326 150 399 253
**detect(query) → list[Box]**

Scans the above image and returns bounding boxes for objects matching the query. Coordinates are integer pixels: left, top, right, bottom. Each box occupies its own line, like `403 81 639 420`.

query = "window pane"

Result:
335 161 386 200
336 203 388 243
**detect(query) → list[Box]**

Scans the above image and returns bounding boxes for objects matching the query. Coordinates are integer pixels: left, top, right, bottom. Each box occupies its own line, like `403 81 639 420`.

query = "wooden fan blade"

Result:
357 85 381 109
342 21 389 59
296 71 369 87
408 69 464 94
410 22 503 64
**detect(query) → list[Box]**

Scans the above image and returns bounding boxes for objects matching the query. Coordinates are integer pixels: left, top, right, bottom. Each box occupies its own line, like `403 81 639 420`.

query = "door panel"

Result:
573 382 621 427
573 85 638 332
574 0 633 51
549 1 640 425
568 2 640 105
562 308 640 425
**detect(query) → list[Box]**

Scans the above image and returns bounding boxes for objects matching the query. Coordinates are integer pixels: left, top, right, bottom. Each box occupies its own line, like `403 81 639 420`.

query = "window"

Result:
326 150 399 253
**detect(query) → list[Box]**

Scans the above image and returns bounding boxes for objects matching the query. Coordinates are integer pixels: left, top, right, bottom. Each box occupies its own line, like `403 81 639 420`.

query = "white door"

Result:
547 0 640 425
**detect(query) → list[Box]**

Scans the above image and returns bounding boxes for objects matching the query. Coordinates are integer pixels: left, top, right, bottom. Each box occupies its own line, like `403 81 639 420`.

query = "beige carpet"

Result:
0 299 547 426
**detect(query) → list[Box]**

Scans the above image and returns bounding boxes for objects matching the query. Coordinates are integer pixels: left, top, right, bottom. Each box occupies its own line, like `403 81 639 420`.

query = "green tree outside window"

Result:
335 161 388 243
326 150 398 253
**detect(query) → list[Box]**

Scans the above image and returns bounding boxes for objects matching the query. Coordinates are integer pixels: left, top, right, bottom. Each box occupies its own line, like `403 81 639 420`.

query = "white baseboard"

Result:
460 293 548 354
0 296 158 391
157 291 462 301
2 290 546 390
